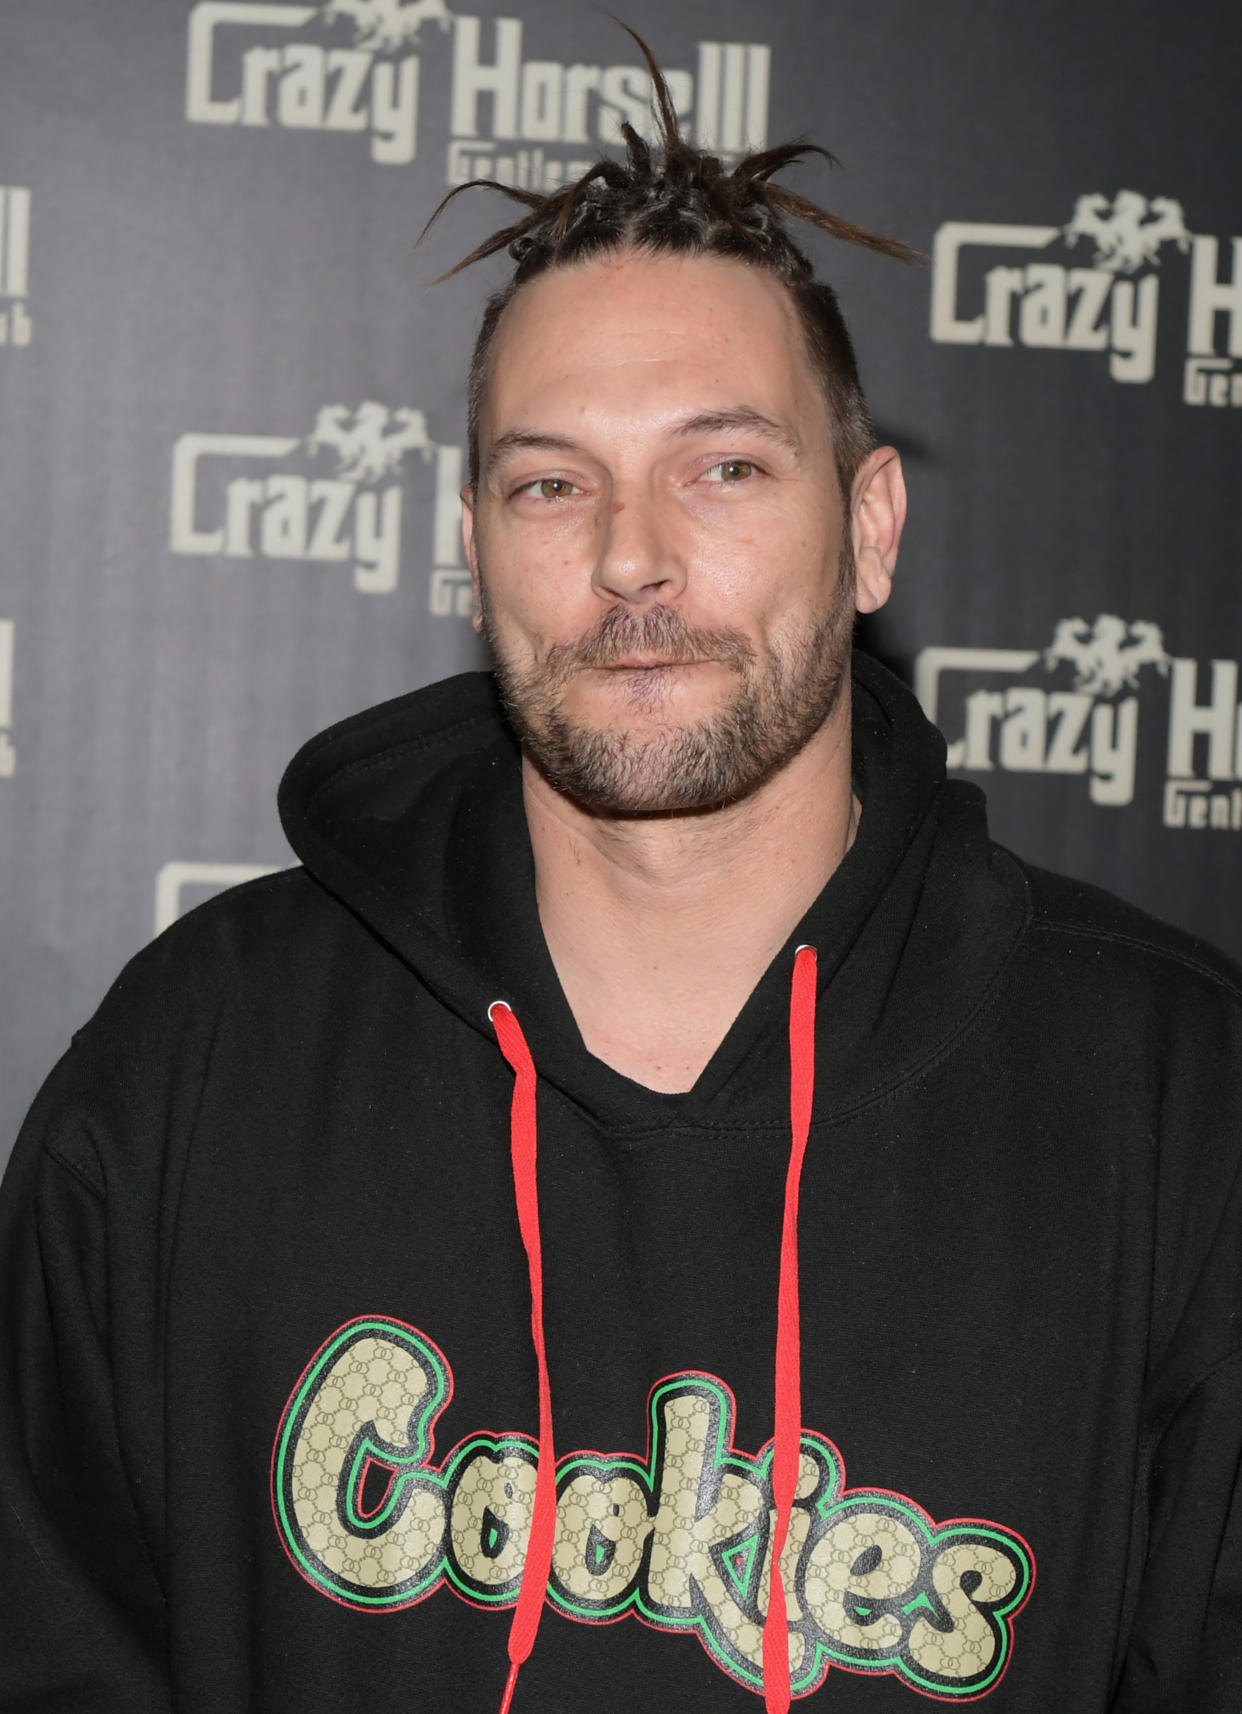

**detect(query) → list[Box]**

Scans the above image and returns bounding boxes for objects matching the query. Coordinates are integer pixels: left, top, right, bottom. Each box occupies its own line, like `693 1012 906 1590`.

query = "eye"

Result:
702 459 757 484
516 476 579 501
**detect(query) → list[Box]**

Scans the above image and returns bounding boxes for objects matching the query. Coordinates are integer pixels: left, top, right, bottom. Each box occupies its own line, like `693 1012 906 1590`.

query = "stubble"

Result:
483 545 856 817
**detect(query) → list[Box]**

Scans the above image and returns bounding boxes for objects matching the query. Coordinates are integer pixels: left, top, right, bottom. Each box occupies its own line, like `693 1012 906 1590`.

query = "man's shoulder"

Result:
79 865 361 1057
1013 854 1242 1008
133 863 335 976
11 868 342 1193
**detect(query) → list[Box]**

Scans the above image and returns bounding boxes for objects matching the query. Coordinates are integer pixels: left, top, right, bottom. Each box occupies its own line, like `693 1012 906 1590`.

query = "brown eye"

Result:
705 460 756 484
538 478 574 499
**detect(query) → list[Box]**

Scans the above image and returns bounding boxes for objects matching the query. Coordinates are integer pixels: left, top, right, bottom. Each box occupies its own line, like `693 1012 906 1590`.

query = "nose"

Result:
591 491 687 606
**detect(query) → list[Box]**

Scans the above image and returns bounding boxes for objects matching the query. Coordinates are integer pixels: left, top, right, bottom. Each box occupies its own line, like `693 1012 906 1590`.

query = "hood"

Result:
277 651 1030 1132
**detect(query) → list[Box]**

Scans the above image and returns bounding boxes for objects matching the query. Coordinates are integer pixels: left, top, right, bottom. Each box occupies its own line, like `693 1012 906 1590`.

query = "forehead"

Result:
481 249 823 440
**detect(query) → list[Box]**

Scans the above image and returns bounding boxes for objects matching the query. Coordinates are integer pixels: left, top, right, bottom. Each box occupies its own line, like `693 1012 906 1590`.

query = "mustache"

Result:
539 605 755 683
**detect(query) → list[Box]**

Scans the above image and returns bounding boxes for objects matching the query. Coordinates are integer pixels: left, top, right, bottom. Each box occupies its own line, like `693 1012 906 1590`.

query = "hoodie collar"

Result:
279 652 1029 1130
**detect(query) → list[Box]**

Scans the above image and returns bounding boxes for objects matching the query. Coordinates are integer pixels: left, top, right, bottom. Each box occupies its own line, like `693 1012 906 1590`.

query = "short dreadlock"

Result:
422 28 916 500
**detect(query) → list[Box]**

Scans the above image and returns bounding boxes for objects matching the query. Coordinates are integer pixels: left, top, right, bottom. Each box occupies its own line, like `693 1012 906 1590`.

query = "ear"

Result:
849 447 906 615
460 485 484 635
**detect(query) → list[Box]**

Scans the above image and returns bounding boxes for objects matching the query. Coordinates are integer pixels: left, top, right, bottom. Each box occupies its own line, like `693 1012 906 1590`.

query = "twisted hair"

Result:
421 28 917 497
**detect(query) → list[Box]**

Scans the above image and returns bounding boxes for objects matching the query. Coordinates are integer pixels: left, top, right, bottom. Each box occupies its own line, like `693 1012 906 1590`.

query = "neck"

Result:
523 689 857 1092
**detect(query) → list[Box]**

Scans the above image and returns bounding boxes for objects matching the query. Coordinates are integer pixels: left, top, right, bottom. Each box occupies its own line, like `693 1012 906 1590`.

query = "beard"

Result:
482 546 857 817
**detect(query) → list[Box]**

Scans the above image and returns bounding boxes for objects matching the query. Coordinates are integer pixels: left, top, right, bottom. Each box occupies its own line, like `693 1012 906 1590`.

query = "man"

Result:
2 48 1240 1714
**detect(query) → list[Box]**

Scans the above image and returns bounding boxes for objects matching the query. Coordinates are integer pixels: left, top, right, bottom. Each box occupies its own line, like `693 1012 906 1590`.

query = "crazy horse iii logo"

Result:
0 619 14 778
186 7 771 186
307 401 434 483
273 1317 1033 1700
1043 615 1171 698
170 402 472 608
917 618 1242 828
0 185 32 347
321 0 453 52
932 191 1242 400
1063 192 1190 275
185 0 440 163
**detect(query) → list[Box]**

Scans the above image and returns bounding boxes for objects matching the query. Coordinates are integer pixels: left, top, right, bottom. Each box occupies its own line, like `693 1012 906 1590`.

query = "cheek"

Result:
481 506 599 589
478 539 600 659
687 512 837 618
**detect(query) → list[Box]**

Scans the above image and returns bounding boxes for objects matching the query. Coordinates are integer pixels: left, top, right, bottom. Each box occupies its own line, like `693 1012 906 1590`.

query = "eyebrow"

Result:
668 407 801 456
484 406 801 476
485 429 580 473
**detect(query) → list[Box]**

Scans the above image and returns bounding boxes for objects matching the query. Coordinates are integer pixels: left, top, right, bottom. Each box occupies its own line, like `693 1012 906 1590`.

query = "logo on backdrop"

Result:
917 620 1242 830
0 620 14 777
185 6 771 182
169 401 473 610
324 1 453 52
0 186 32 347
931 193 1242 403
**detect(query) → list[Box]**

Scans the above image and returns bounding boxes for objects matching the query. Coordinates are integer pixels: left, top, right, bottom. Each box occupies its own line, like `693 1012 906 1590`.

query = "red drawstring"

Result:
763 945 818 1713
490 948 817 1714
489 1002 557 1714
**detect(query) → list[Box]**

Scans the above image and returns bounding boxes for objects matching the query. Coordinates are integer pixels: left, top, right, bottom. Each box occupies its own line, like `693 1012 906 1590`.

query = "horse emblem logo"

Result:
319 0 454 52
1063 192 1190 274
1044 615 1172 697
306 402 436 484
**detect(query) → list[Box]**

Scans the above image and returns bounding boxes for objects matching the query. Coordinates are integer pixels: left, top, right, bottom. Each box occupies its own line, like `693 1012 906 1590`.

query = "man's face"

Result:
462 248 896 815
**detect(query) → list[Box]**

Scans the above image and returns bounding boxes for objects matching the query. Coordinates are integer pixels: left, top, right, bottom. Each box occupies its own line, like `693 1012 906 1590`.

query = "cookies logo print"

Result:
169 402 473 610
186 6 771 188
932 191 1242 403
917 618 1242 829
272 1318 1034 1700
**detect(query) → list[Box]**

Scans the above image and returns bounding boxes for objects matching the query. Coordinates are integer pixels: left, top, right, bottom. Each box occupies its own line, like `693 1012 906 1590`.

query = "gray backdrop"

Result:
2 0 1240 1163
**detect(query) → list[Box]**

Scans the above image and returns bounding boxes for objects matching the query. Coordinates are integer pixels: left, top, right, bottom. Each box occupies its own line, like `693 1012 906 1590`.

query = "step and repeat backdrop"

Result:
2 1 1239 1159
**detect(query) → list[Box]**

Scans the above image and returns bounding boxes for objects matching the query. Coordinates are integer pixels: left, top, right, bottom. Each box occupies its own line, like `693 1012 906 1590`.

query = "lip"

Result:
597 657 706 670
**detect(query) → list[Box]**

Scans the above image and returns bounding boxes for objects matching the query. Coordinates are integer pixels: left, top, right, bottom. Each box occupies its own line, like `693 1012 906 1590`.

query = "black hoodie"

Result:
1 654 1240 1712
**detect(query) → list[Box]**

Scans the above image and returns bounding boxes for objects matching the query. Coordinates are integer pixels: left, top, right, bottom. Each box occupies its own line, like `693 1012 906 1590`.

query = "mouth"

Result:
596 657 707 671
